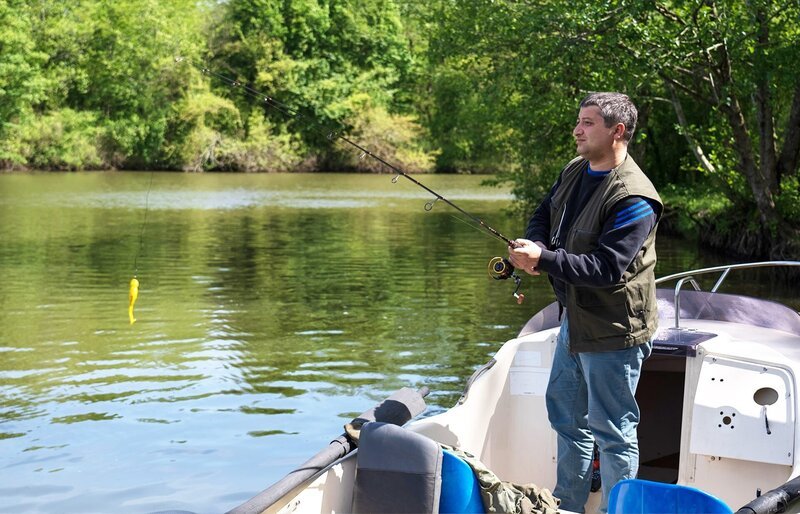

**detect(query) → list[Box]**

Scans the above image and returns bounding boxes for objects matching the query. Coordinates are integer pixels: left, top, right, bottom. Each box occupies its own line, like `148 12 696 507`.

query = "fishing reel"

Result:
488 257 525 304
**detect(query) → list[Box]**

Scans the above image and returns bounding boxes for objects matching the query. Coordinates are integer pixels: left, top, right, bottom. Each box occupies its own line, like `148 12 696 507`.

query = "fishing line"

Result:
174 57 525 302
129 170 154 324
133 170 155 275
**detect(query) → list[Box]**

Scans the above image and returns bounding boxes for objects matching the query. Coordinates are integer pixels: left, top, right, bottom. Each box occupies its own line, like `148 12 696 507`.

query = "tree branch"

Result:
665 80 717 175
653 1 687 26
570 6 626 40
708 18 778 226
659 72 714 106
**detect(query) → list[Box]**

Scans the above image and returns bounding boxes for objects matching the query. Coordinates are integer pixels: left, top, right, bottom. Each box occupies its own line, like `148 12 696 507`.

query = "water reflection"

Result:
0 172 795 513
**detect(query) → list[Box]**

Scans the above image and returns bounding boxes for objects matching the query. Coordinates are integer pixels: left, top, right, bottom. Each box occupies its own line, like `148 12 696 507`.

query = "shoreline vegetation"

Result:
1 0 798 260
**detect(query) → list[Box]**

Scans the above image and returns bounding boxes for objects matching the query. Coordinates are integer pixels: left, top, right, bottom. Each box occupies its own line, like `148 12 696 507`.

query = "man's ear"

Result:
614 123 626 140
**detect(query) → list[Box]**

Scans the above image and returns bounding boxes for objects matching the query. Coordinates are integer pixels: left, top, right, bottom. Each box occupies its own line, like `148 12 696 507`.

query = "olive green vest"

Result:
549 155 662 352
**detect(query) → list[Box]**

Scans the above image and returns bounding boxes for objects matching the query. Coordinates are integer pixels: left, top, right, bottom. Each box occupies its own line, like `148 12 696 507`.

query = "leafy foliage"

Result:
0 0 49 164
334 93 435 173
15 109 103 170
425 0 800 256
207 0 419 170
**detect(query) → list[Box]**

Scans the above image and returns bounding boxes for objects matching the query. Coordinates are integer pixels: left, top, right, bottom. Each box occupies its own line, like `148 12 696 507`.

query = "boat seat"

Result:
351 422 485 513
608 478 732 513
352 421 443 513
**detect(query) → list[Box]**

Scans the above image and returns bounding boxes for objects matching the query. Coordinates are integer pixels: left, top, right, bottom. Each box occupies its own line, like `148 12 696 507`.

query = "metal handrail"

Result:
655 261 800 330
673 276 701 329
655 261 800 285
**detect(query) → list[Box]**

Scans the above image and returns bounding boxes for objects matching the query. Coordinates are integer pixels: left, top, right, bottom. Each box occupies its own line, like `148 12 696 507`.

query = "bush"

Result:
167 87 307 172
213 112 308 172
332 93 437 173
12 109 104 170
658 183 732 237
167 89 240 171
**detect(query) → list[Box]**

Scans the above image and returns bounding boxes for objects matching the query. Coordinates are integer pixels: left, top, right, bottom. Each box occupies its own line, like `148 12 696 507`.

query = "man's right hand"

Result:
508 239 545 276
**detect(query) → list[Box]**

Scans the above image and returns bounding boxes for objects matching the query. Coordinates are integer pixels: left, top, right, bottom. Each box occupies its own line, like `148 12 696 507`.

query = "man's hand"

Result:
508 239 545 276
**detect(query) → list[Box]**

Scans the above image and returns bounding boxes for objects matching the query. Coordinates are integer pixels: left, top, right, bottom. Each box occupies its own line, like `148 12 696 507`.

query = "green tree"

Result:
74 0 207 168
0 0 49 166
428 0 800 257
584 0 800 256
1 0 208 170
208 0 430 171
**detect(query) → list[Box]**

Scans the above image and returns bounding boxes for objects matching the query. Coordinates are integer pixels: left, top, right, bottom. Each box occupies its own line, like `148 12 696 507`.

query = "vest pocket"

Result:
628 283 652 335
574 286 631 340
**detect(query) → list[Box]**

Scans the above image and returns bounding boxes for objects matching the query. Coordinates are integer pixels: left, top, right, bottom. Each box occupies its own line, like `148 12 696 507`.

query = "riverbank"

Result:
659 185 800 262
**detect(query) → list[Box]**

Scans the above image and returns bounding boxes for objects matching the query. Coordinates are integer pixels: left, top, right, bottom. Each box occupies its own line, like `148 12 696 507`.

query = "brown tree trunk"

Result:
720 96 779 225
777 81 800 181
712 32 780 231
754 14 779 195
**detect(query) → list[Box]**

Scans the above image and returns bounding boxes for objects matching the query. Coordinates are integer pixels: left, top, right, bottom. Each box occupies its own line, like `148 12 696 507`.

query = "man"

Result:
508 92 662 513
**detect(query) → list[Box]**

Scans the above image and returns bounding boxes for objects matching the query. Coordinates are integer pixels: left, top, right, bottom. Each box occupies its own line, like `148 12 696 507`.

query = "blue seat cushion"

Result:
440 449 485 513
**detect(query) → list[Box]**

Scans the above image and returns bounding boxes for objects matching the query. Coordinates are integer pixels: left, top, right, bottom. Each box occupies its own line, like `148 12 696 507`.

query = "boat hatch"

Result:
690 357 795 466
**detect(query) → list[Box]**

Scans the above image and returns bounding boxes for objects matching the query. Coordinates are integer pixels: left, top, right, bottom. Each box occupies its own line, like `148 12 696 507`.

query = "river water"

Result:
0 172 795 513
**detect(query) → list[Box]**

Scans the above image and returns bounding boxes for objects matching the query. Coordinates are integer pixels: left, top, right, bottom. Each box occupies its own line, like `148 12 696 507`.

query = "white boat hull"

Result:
236 262 800 514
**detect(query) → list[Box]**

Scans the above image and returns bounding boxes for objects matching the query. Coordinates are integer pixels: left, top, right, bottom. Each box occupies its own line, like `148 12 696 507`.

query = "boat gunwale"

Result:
519 261 800 339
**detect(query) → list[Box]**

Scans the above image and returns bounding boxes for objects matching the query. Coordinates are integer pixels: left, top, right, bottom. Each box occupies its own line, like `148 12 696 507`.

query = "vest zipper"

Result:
551 202 567 248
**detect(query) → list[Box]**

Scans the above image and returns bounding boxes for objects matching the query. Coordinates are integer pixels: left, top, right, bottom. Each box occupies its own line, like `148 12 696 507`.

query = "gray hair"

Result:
580 92 638 142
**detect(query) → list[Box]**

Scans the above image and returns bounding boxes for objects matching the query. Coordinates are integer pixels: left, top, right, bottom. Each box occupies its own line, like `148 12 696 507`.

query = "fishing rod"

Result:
176 57 525 303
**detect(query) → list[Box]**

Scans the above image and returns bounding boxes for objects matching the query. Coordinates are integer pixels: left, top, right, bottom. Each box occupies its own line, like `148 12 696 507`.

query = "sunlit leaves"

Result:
427 0 800 234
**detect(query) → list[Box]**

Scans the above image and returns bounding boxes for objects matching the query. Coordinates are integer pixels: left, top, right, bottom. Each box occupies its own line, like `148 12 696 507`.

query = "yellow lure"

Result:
128 278 139 325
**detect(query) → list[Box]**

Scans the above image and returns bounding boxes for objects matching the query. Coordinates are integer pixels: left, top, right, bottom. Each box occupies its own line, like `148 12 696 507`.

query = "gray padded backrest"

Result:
351 422 443 513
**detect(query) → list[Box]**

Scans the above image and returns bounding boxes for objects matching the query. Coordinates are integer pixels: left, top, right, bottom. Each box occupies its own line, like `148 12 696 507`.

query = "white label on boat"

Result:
510 369 549 396
513 350 543 367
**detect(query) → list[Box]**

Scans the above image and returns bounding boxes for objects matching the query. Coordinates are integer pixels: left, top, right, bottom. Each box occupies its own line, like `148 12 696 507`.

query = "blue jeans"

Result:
545 317 651 513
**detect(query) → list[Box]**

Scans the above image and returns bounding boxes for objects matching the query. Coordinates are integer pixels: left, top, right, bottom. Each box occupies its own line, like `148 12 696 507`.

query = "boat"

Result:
228 261 800 514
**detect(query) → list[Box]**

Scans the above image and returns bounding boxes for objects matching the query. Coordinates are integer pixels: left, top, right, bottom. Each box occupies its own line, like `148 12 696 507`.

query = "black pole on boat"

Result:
735 474 800 514
226 386 429 514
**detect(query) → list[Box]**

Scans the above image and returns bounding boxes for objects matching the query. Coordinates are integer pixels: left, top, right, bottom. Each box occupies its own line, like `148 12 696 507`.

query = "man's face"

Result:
573 106 617 162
